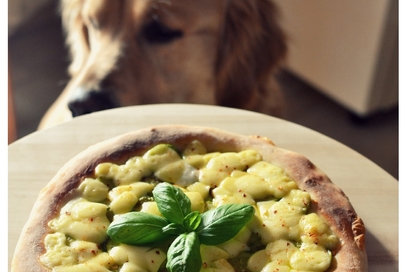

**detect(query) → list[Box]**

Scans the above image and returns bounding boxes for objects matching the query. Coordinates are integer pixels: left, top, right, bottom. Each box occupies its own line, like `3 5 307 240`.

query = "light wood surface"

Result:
8 104 398 271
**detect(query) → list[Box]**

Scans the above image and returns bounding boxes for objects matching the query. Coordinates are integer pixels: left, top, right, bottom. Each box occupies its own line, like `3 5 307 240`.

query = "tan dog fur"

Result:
39 0 287 130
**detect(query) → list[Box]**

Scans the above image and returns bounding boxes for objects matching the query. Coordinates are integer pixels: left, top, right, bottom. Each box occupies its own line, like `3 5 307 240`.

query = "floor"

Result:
8 2 399 180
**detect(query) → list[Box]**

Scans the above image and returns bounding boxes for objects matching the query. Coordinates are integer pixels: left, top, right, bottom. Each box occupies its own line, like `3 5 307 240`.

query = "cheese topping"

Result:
40 141 339 271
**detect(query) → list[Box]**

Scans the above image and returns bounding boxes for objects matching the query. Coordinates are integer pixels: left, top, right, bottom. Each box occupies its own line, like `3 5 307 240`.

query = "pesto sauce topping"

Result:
40 141 339 272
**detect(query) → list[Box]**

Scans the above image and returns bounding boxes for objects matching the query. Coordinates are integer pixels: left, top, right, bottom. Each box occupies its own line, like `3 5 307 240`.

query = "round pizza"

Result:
12 125 367 272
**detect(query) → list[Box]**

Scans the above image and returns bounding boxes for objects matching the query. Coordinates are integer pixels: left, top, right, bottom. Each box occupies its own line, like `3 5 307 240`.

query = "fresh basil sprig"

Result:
106 211 171 245
196 203 254 245
166 232 201 272
107 182 254 272
153 182 192 225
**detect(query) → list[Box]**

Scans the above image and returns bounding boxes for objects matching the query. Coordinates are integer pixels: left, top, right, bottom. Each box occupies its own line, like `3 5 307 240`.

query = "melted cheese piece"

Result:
41 142 338 272
47 198 110 244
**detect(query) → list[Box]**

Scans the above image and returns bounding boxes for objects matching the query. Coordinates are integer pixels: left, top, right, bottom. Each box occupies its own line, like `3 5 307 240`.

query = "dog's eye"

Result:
142 20 183 44
89 17 100 30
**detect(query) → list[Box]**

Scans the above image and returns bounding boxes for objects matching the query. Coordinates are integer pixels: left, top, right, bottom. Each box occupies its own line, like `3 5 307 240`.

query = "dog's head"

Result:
60 0 287 117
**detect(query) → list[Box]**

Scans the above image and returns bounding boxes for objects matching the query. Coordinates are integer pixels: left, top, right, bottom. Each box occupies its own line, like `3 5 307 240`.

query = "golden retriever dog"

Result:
39 0 287 129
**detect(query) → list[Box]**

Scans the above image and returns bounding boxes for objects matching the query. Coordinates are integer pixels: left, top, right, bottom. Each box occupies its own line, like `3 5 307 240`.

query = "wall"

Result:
9 0 53 35
274 0 398 116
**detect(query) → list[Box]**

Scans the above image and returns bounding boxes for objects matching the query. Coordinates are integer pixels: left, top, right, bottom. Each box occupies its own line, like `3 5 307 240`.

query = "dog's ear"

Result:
215 0 287 112
60 0 90 77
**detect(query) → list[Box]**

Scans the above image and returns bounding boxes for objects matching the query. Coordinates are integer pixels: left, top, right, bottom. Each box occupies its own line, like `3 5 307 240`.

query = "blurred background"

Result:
8 0 398 179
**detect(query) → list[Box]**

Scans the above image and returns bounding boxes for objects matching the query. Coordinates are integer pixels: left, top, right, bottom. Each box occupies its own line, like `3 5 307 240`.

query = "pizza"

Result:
12 125 367 272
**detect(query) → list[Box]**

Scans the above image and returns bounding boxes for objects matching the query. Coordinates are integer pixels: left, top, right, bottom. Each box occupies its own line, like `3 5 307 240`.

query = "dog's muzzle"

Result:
68 87 119 117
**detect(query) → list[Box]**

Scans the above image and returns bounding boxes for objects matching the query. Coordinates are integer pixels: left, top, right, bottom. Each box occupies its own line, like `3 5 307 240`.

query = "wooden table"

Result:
8 104 398 271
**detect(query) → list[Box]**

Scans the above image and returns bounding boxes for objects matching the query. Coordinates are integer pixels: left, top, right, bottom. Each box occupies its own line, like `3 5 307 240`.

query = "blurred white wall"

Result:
274 0 398 117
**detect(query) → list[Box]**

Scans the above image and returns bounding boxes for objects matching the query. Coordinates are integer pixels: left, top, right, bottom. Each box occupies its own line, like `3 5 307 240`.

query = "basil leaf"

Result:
183 211 202 232
166 232 202 272
153 182 191 225
162 222 186 236
196 204 254 245
107 212 170 245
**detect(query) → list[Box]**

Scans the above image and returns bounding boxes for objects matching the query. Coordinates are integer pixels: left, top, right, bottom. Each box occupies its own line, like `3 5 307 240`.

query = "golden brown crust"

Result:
12 125 367 271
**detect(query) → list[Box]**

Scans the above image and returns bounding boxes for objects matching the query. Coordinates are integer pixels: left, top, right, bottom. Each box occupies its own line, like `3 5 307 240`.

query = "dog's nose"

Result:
68 87 119 117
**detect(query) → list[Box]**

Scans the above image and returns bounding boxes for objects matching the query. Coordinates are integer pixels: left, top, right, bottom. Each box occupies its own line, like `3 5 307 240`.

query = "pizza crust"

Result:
11 125 368 271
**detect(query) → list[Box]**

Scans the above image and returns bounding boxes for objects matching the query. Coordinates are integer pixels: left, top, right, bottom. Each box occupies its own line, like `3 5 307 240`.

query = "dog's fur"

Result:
39 0 287 129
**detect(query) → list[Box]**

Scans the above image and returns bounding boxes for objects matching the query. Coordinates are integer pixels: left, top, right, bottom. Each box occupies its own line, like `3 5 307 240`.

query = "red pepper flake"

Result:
155 251 160 255
65 212 71 215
